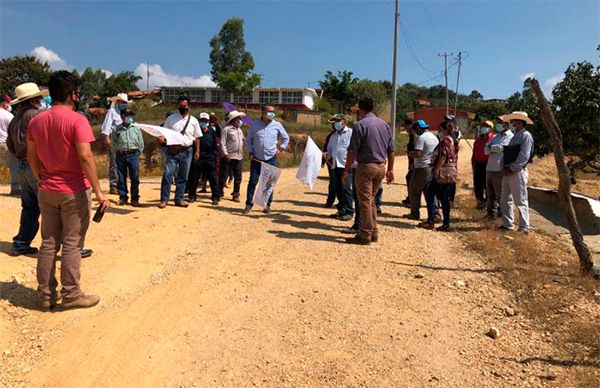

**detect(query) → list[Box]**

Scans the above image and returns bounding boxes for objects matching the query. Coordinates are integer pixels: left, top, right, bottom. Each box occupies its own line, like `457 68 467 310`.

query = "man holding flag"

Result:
243 105 289 215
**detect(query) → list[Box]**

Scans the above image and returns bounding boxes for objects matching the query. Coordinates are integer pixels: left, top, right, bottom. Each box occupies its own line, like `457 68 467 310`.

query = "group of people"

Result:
0 68 535 310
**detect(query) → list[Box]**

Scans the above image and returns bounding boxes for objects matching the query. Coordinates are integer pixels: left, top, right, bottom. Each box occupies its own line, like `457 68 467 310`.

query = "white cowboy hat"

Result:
226 110 246 123
110 93 129 104
501 111 534 125
199 112 210 120
10 82 49 105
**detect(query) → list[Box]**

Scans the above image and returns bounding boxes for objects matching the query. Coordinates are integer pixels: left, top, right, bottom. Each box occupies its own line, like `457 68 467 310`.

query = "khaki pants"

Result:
355 162 386 240
500 168 530 231
37 189 91 301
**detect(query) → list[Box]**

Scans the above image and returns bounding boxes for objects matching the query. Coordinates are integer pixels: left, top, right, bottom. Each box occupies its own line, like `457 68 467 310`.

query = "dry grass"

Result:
529 155 600 199
453 193 600 384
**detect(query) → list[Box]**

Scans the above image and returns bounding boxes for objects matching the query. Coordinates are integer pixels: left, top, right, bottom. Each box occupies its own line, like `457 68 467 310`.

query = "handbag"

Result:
166 115 191 155
435 136 457 184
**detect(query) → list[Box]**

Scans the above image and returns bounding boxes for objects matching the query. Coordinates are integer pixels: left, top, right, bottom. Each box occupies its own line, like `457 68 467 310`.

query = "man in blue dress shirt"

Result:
243 105 290 215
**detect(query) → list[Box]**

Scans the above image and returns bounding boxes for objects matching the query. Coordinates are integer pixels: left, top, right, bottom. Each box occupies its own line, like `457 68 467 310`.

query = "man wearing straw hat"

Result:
5 82 47 256
498 111 534 234
101 92 130 195
219 110 246 202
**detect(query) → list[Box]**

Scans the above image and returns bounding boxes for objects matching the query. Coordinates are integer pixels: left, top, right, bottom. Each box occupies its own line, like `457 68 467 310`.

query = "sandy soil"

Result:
0 146 597 387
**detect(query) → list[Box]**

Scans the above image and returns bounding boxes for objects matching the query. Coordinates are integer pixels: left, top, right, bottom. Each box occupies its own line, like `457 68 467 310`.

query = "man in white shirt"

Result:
158 96 202 208
0 95 19 195
484 116 514 218
406 120 439 220
325 114 354 221
219 110 246 202
101 93 129 194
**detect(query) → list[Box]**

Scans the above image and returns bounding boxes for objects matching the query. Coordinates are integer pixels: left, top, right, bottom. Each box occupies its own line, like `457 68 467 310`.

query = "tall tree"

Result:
349 79 388 114
551 59 600 169
104 71 141 98
0 55 51 95
318 70 358 112
209 18 261 102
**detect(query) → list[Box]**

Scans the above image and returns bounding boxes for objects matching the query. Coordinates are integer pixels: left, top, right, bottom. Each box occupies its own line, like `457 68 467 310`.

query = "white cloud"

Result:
134 63 216 90
101 69 113 78
519 72 535 82
30 46 74 71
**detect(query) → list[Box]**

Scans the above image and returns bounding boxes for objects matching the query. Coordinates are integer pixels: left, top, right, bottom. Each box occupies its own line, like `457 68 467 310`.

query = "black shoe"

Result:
243 205 252 215
376 208 382 216
339 214 353 221
345 236 371 245
342 225 359 234
263 206 271 214
81 249 93 258
498 225 513 231
10 247 38 257
188 197 196 203
329 213 340 219
402 214 420 220
211 200 219 206
9 189 21 197
324 202 334 208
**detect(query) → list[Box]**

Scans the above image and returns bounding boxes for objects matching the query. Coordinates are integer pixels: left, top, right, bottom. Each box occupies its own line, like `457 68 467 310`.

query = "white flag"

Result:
137 123 186 145
253 162 281 208
295 136 322 189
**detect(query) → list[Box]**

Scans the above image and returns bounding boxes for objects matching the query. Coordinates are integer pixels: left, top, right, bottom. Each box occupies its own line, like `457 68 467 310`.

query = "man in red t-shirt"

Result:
27 71 110 310
471 120 494 209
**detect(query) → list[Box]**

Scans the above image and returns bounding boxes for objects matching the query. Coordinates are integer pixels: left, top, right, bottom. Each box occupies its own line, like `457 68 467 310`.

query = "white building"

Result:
160 86 318 110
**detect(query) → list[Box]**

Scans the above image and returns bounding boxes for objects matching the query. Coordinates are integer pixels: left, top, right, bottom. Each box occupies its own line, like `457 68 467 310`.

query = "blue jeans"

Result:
426 180 452 226
13 161 40 252
246 158 277 207
326 165 336 206
116 151 140 202
160 147 192 203
8 152 20 191
332 167 354 216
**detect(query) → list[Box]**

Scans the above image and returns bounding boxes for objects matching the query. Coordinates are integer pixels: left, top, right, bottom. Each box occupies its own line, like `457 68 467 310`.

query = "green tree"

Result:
551 59 600 169
469 90 484 100
0 55 51 95
318 70 358 112
209 18 261 103
104 71 141 98
77 67 108 106
349 79 388 114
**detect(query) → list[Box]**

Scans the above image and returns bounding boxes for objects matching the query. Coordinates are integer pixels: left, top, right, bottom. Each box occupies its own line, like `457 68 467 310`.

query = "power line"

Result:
419 0 447 50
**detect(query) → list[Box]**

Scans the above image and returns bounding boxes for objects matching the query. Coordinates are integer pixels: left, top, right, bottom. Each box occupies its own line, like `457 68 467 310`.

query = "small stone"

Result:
503 235 514 241
414 273 425 279
300 298 305 303
486 327 500 339
455 280 466 288
504 307 516 317
319 335 325 340
22 366 31 373
3 350 11 356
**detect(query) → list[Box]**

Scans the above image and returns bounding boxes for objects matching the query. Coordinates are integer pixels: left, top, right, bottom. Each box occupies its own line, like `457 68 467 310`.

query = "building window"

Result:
281 91 303 104
211 89 230 103
259 91 279 104
188 90 206 102
233 94 252 104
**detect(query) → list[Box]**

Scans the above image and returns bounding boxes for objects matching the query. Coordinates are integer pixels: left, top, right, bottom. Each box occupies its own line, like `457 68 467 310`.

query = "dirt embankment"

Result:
0 147 598 387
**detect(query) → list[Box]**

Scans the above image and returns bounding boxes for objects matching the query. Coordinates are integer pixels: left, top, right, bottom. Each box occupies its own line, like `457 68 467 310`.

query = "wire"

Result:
420 0 447 50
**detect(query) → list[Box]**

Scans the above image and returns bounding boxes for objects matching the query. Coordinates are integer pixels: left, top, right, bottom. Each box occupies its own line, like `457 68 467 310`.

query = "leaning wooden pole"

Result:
529 78 595 275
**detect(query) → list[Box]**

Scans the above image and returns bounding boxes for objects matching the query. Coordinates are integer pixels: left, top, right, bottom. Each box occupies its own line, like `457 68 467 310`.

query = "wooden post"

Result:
529 78 595 275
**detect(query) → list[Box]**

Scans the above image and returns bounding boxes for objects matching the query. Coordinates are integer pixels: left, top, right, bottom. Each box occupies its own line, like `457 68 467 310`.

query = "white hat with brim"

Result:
10 83 49 105
110 93 129 104
501 111 533 125
226 110 246 123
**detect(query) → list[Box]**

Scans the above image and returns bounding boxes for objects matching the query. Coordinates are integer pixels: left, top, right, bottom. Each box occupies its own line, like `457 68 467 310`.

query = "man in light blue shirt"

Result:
244 105 290 214
484 117 513 218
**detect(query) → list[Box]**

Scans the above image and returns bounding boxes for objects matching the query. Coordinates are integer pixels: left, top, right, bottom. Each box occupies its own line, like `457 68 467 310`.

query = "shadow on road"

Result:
267 229 345 243
0 280 46 312
388 260 501 274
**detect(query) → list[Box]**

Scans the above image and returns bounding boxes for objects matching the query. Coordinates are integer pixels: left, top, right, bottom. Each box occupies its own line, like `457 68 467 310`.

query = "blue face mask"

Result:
200 121 209 129
117 103 128 113
509 123 516 133
334 122 343 131
266 112 275 120
480 126 490 135
125 116 134 125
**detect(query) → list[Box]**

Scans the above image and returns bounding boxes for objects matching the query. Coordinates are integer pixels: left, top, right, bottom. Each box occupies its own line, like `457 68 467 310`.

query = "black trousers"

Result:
219 158 243 198
188 158 219 201
473 161 488 201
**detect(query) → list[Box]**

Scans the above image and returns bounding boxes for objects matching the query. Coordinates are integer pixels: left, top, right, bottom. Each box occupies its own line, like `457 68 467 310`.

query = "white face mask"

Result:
6 104 12 112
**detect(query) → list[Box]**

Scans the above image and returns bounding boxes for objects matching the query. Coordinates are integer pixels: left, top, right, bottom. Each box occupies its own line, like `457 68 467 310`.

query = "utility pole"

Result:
438 52 450 115
453 51 463 115
146 60 150 90
391 0 399 142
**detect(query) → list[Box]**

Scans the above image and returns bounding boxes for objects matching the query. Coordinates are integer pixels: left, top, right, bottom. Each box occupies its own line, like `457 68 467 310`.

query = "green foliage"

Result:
105 71 141 98
551 59 600 168
348 79 388 114
318 70 358 112
313 96 333 114
75 68 140 108
209 18 261 97
0 55 51 95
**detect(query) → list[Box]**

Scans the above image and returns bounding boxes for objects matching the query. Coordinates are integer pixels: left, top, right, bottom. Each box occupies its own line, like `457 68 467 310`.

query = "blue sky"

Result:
1 0 598 99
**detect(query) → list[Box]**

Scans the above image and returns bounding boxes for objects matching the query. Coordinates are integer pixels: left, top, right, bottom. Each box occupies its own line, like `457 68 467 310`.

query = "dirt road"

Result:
0 149 594 387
